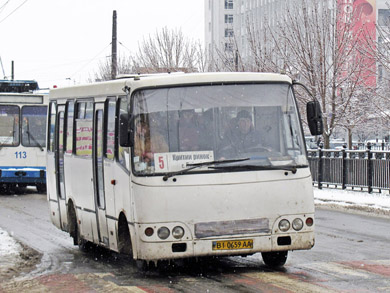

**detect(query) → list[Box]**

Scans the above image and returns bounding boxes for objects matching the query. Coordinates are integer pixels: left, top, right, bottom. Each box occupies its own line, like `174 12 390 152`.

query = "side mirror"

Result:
119 114 133 147
306 101 323 135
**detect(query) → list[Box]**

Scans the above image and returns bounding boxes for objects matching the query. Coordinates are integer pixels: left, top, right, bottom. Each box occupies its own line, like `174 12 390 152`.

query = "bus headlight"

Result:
292 218 303 231
172 226 184 239
157 227 170 239
278 219 290 232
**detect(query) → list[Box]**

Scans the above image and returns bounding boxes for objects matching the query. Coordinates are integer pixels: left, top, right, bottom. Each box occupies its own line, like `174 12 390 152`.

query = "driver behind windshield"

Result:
218 110 263 159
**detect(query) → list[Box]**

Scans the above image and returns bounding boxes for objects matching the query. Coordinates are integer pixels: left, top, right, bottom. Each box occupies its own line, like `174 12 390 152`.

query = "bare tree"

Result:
89 54 133 82
132 27 206 73
264 0 377 148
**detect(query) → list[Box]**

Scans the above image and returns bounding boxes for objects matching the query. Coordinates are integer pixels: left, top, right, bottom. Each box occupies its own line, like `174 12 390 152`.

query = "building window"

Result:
225 28 234 37
378 9 390 26
225 0 233 9
225 43 234 52
225 14 233 23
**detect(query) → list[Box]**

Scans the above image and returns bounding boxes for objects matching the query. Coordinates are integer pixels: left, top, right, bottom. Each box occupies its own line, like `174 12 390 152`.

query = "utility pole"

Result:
11 60 14 80
111 10 117 80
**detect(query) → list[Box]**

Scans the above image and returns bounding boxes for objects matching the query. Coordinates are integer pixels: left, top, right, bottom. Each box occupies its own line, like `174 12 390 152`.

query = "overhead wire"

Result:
0 0 11 15
0 0 29 24
68 42 112 78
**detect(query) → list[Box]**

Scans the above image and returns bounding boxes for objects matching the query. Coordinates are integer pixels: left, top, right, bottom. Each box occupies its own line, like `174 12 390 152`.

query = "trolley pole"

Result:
111 10 118 80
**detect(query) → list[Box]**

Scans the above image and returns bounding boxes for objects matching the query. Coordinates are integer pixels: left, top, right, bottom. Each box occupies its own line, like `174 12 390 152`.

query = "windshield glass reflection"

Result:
131 83 307 175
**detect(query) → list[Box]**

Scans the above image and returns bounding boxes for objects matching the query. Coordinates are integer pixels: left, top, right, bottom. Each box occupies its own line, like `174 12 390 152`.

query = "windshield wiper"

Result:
209 164 309 174
162 158 250 181
26 130 44 151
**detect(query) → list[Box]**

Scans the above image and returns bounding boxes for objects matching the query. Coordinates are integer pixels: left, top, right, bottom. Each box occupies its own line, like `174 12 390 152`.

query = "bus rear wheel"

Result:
261 251 288 268
36 183 46 193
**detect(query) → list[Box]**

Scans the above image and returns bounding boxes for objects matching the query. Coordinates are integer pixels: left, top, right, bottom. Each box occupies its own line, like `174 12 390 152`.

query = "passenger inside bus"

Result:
218 110 264 158
133 116 168 166
178 109 200 151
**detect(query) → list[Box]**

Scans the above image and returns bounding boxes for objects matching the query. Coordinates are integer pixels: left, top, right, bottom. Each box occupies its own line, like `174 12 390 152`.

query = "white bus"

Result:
0 80 48 194
46 72 323 268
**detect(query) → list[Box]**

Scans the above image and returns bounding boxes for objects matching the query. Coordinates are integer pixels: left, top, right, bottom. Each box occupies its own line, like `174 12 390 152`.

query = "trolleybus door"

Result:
93 104 109 245
56 107 67 229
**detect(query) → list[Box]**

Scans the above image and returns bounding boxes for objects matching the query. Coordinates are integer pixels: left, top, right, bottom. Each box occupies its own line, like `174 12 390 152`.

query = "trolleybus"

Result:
0 80 48 194
46 72 323 268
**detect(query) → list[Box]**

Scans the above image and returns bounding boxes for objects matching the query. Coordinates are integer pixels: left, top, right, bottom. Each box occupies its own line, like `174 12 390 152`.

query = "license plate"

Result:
212 239 253 250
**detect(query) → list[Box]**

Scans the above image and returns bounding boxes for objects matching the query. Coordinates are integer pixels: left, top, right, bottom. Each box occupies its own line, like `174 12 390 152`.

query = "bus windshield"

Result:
21 106 47 148
131 83 307 175
0 105 19 146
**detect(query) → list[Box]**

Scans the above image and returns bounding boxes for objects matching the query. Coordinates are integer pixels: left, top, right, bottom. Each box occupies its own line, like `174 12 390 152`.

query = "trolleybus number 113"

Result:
15 151 27 159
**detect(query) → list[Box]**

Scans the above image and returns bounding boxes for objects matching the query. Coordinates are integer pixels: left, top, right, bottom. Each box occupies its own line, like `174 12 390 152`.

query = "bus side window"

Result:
75 101 93 157
117 97 129 170
48 102 57 152
105 97 116 160
66 101 74 155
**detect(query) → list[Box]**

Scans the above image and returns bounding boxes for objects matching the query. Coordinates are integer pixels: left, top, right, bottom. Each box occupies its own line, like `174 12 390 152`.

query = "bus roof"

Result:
0 80 39 93
49 72 293 100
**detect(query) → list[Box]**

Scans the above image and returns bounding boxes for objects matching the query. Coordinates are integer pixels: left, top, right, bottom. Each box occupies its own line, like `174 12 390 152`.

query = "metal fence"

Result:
308 145 390 193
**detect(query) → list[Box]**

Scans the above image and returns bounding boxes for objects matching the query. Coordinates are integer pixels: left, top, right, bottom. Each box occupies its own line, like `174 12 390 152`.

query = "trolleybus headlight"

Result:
172 226 184 239
278 219 290 232
306 217 314 227
292 218 304 231
145 227 154 237
157 227 170 240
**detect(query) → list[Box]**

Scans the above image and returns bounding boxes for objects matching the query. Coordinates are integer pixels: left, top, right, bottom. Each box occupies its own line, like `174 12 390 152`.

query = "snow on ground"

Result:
0 228 23 277
314 188 390 213
0 188 389 272
0 228 20 257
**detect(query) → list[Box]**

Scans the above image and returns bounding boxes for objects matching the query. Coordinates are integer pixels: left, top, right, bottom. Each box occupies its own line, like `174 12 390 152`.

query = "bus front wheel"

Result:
118 214 133 257
261 251 288 268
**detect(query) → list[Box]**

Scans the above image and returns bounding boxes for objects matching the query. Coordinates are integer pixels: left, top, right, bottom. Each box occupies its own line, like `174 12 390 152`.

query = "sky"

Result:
1 188 390 266
0 0 205 89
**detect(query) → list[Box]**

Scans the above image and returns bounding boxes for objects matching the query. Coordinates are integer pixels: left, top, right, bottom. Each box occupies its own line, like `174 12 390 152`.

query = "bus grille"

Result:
195 218 269 238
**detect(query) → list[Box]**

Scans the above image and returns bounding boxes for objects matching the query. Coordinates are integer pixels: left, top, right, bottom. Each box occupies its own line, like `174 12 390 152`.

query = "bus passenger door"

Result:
93 104 109 246
56 108 67 230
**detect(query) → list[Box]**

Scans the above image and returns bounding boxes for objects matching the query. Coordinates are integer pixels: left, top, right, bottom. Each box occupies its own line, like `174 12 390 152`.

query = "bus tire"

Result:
36 183 46 193
117 213 133 257
67 202 78 245
261 251 288 268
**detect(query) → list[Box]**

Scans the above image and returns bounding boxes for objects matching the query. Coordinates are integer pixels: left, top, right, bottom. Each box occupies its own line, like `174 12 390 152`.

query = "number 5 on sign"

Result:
154 153 168 172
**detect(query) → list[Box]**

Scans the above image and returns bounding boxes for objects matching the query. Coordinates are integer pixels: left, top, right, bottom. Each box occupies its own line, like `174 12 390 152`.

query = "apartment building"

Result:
205 0 390 78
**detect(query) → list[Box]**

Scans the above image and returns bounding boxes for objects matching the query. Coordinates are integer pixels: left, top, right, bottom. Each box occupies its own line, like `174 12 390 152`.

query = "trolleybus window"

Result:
21 106 47 147
132 83 307 175
0 105 20 146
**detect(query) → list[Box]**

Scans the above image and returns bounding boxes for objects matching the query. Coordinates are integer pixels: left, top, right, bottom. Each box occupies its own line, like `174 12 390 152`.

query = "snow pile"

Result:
0 227 23 279
314 188 390 212
0 228 20 257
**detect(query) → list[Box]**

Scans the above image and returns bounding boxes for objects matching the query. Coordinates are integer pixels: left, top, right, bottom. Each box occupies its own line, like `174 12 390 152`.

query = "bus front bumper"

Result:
135 231 315 261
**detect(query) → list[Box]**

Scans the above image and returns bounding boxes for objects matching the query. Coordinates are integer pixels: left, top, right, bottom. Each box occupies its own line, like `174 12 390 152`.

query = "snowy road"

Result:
0 190 389 292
